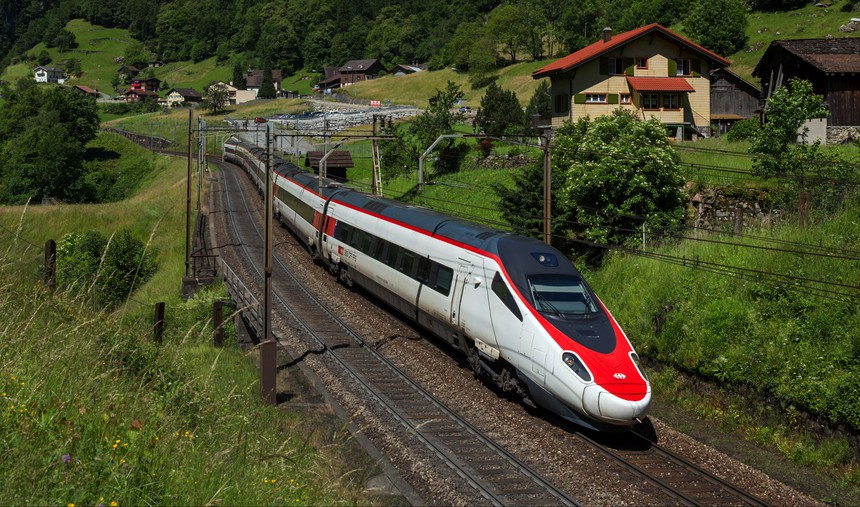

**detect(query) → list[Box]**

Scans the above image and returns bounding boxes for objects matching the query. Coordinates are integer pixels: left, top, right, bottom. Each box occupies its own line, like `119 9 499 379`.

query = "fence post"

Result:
213 300 224 347
260 340 277 405
734 206 743 235
45 239 56 291
154 302 165 343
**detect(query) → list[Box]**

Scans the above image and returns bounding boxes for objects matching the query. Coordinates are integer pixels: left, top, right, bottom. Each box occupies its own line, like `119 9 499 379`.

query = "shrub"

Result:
726 119 760 142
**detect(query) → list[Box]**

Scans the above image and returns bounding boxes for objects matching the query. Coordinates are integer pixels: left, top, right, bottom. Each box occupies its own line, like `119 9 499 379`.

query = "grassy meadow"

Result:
0 145 388 505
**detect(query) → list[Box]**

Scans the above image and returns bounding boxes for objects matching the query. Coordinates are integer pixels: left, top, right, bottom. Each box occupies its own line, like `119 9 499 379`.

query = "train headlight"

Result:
630 352 648 381
562 352 592 382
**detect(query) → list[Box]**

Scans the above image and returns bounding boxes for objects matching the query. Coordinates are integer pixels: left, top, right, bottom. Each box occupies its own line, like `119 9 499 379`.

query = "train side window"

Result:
360 232 374 254
335 223 352 243
386 244 400 266
374 239 387 260
349 229 362 248
491 273 523 321
399 250 415 275
434 266 453 296
417 257 431 283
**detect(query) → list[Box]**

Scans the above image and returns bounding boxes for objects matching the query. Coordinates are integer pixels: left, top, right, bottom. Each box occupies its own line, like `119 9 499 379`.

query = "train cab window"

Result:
491 273 523 321
527 274 598 317
434 266 453 296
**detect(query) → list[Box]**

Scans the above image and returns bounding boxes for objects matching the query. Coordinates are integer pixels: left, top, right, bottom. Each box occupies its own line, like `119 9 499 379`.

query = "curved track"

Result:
215 159 580 506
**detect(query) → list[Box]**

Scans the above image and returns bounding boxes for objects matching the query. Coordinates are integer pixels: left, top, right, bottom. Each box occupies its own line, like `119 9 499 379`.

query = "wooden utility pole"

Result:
185 109 193 277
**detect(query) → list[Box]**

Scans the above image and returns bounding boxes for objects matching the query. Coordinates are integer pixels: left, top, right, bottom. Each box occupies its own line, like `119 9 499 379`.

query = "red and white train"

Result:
223 137 650 431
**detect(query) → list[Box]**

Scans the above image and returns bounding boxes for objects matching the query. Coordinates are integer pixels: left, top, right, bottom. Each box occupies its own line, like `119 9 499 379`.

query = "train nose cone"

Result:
582 385 649 423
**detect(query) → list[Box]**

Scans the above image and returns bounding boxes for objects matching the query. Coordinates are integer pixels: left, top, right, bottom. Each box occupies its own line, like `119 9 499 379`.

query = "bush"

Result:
57 229 158 309
726 119 760 142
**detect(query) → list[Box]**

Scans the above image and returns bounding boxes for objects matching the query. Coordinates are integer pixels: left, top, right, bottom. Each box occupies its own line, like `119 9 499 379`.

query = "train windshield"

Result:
527 274 598 318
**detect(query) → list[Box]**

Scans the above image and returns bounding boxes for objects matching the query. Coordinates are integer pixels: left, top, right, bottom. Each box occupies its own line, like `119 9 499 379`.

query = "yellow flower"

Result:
110 502 118 507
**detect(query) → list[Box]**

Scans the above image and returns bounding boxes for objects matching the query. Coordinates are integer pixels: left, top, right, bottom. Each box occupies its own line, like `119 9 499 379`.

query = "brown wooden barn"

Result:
709 68 761 135
753 38 860 142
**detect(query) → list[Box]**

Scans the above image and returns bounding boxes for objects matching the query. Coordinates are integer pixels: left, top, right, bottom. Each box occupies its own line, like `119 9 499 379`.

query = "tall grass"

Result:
0 152 387 505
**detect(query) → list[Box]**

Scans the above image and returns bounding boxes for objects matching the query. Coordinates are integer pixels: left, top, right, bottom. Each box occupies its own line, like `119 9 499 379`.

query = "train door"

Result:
452 254 498 350
486 271 524 360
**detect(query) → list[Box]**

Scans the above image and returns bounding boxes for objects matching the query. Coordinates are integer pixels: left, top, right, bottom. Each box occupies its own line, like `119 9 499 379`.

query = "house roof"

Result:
169 88 201 98
709 67 762 97
339 59 382 72
305 151 354 169
132 76 161 83
753 38 860 76
245 69 283 88
533 23 731 79
34 66 64 73
73 85 98 95
626 76 695 92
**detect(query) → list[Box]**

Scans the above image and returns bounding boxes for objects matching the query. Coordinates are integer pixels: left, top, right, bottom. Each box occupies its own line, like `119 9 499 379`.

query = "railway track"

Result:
214 160 580 506
576 429 771 506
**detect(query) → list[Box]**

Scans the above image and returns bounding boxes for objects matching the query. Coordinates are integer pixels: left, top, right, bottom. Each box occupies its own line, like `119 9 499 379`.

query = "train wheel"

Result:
338 266 354 288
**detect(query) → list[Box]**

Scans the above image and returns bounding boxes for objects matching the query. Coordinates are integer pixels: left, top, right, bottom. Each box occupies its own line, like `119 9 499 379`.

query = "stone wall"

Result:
827 126 860 145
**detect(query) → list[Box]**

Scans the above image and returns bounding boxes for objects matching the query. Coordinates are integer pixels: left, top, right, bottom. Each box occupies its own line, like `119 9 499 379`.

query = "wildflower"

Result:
110 502 118 507
62 454 71 464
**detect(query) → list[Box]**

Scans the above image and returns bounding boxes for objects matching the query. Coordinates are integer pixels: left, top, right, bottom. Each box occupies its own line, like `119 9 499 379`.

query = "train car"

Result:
223 137 651 431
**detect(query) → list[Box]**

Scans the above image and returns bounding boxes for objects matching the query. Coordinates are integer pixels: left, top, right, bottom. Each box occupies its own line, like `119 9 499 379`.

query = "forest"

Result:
2 0 856 78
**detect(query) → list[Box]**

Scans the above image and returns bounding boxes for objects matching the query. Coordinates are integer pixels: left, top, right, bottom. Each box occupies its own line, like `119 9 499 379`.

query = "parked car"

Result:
458 106 471 113
254 117 267 123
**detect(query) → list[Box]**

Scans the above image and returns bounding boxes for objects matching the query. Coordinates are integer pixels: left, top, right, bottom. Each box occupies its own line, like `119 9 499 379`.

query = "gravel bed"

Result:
207 161 825 506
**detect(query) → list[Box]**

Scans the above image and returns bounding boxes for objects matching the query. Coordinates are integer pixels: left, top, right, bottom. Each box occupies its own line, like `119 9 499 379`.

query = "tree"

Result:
364 6 423 69
475 82 525 137
554 110 686 253
215 42 229 64
486 3 530 63
750 79 830 221
123 42 150 70
493 159 571 250
38 50 51 66
205 83 230 114
256 62 276 99
232 61 246 90
684 0 748 56
380 81 466 180
526 80 552 119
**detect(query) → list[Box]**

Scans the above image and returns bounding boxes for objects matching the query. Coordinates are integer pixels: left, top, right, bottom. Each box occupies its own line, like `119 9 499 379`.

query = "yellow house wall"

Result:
549 34 714 130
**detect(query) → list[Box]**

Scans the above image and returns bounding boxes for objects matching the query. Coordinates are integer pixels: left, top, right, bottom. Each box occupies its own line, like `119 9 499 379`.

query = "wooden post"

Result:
734 207 743 235
213 300 224 347
154 302 165 343
799 191 809 229
260 340 277 405
44 239 56 291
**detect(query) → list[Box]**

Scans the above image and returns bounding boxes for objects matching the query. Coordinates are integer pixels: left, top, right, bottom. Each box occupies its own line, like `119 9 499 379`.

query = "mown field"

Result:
0 141 391 505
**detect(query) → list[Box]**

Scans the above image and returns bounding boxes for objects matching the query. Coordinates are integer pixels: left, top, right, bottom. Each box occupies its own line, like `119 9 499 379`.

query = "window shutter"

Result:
573 94 586 104
668 59 677 77
608 93 619 104
624 58 635 75
599 58 608 75
692 59 702 77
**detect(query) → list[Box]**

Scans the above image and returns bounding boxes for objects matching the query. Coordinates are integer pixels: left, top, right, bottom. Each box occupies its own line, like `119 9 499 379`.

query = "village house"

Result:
122 88 159 103
130 77 161 93
166 88 202 107
316 59 386 92
72 85 100 99
532 23 731 139
33 66 66 84
709 68 761 135
245 69 283 97
753 38 860 144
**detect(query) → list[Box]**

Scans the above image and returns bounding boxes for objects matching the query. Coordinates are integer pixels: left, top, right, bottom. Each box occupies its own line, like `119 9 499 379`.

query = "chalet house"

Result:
118 65 140 82
709 68 761 135
305 150 354 182
123 89 159 102
317 59 386 92
532 23 731 139
208 81 256 105
166 88 202 107
245 69 283 96
753 38 860 144
72 85 100 98
390 64 423 76
33 66 66 84
130 77 161 93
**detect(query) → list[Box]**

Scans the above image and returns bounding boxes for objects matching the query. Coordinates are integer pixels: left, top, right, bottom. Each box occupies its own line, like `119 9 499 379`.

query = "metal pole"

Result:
264 122 273 345
185 109 193 277
542 136 552 246
419 134 461 192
